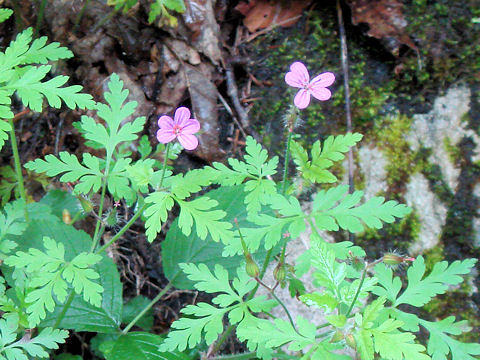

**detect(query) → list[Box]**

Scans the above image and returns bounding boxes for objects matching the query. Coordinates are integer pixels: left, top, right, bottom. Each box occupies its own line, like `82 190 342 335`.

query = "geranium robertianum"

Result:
285 61 335 109
156 107 200 150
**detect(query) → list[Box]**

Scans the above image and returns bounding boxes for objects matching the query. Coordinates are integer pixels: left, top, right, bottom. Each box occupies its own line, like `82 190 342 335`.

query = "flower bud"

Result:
273 263 286 283
383 253 415 266
245 254 260 278
79 196 94 213
330 330 344 343
345 333 356 349
104 209 118 227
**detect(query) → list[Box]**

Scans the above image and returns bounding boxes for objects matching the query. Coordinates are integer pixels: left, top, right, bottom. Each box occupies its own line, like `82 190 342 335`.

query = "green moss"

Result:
396 1 480 100
374 114 419 198
423 244 445 272
443 137 462 165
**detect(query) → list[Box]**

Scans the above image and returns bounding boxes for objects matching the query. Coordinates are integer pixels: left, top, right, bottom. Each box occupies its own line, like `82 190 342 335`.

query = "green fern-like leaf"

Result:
353 298 430 360
420 317 480 360
0 314 68 359
0 8 13 23
0 27 94 151
373 257 477 307
78 73 145 156
4 237 103 326
25 152 103 195
0 200 26 259
291 133 363 184
176 197 233 243
159 264 276 352
144 191 175 242
207 136 278 214
311 185 411 233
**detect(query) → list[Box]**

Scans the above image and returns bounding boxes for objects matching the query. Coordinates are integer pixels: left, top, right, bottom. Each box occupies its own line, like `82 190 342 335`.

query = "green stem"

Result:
122 281 174 334
73 0 91 31
92 8 119 32
158 143 171 187
8 118 29 221
91 179 107 251
280 130 293 195
212 325 235 354
345 263 367 318
270 291 296 331
34 0 48 36
11 0 23 31
68 211 83 226
53 290 75 328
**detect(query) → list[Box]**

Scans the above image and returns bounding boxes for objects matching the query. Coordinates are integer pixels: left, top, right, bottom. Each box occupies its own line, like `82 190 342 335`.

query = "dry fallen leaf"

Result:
236 0 311 33
346 0 417 56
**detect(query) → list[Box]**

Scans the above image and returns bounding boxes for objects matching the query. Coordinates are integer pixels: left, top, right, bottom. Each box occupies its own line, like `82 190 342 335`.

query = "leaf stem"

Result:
73 0 91 31
91 178 107 251
53 290 75 328
92 8 120 32
281 130 293 195
122 280 174 334
8 118 29 221
345 262 367 318
34 0 48 37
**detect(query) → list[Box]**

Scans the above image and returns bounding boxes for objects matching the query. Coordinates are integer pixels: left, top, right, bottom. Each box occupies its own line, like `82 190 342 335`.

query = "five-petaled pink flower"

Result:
156 107 200 150
285 62 335 109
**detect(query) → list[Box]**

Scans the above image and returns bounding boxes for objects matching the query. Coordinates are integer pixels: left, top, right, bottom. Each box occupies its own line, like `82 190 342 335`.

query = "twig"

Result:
54 117 64 156
337 0 355 244
217 92 248 139
225 64 250 130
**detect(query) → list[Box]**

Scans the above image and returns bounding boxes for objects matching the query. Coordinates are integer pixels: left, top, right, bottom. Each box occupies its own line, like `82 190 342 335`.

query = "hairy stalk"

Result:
122 281 174 334
345 263 367 318
270 291 297 331
53 290 75 328
8 118 29 221
280 130 293 195
90 179 107 251
95 203 146 254
34 0 48 36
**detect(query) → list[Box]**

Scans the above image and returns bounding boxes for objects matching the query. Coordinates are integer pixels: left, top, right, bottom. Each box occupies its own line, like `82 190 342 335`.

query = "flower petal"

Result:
294 89 311 109
285 61 310 88
310 87 332 101
173 107 191 125
177 134 199 150
310 72 335 88
158 115 173 129
180 118 200 135
156 129 176 144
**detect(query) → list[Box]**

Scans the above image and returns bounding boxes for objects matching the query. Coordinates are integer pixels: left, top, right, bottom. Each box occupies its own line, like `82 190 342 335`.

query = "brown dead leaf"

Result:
346 0 417 56
184 64 224 162
181 0 222 65
236 0 311 33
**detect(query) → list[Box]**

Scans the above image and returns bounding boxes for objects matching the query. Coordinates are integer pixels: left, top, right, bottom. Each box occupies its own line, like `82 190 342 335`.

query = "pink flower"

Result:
285 62 335 109
156 107 200 150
